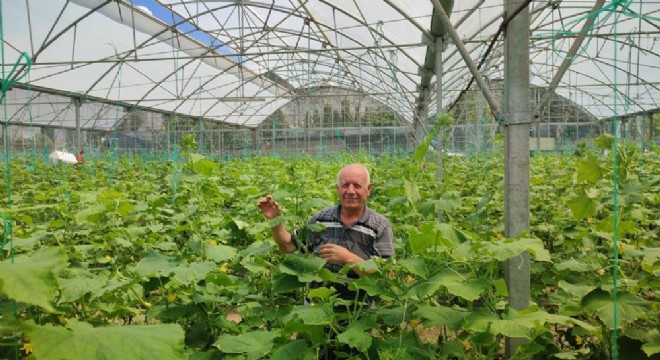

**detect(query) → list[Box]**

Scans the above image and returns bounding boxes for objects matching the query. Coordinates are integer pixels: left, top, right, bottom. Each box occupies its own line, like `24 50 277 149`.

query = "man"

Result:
257 163 394 303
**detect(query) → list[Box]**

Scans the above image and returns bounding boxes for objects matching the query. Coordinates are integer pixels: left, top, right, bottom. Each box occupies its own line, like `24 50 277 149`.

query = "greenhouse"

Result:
1 0 658 359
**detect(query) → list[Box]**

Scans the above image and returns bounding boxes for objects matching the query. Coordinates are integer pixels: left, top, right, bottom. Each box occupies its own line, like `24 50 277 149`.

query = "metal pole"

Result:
503 0 531 357
435 38 444 183
74 98 82 150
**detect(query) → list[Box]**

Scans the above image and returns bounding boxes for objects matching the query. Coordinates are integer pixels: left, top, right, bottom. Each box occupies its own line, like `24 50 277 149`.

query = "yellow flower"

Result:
617 243 626 254
218 264 229 273
142 301 152 308
596 268 605 276
386 327 393 333
462 339 471 350
575 335 583 345
209 240 217 246
167 294 177 303
496 233 503 239
404 275 415 284
104 255 112 261
587 217 593 224
22 343 33 355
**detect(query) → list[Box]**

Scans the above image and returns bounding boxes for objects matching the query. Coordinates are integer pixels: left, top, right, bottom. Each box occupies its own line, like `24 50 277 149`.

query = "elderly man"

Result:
257 163 394 302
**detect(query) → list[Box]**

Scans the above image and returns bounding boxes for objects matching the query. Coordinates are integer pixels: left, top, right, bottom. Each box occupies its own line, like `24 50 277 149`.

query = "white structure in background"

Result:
48 150 79 164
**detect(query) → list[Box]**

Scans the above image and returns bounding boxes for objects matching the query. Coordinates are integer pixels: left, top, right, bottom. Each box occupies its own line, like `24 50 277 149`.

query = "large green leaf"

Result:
133 249 178 277
641 329 660 357
555 259 590 273
558 280 596 299
407 269 487 301
272 273 304 293
403 179 421 206
75 204 106 224
337 316 377 353
203 243 238 263
279 253 325 282
284 304 334 326
0 247 66 312
58 271 106 303
22 320 184 360
414 304 469 330
406 223 464 255
399 258 428 278
375 306 411 327
271 340 310 360
214 330 280 360
581 289 651 329
481 237 551 262
576 156 604 183
567 193 597 220
172 261 216 284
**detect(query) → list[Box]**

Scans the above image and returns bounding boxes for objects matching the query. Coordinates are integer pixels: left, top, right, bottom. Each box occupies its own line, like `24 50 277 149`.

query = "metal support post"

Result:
503 0 531 357
74 98 82 150
435 37 445 183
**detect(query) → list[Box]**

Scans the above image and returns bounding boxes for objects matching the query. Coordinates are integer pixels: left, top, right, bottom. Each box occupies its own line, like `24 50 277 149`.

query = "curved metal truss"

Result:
2 0 659 130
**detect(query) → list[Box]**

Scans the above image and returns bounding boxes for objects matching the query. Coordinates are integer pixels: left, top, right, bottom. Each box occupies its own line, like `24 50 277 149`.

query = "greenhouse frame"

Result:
1 1 659 359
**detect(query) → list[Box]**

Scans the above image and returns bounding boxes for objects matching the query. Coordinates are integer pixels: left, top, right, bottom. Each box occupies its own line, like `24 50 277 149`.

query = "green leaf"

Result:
399 258 428 278
203 243 238 263
567 193 597 220
134 249 178 277
0 247 66 312
481 237 551 262
279 253 325 282
463 308 499 333
214 330 280 360
406 223 464 255
576 156 604 183
192 158 220 176
407 269 487 301
555 259 590 273
376 306 410 327
172 261 216 284
641 329 660 356
403 179 421 205
272 273 304 293
75 204 106 224
23 320 184 360
351 275 387 297
115 200 134 217
58 273 106 303
284 304 334 325
558 280 596 298
307 286 336 299
581 289 651 329
414 304 469 330
337 317 377 353
271 340 309 360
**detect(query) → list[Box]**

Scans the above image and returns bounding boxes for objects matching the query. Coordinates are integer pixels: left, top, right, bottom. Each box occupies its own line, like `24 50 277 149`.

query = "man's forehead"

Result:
339 174 368 185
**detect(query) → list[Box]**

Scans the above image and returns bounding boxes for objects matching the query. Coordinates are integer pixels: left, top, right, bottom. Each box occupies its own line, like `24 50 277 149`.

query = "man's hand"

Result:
319 244 374 276
318 243 362 265
257 195 282 220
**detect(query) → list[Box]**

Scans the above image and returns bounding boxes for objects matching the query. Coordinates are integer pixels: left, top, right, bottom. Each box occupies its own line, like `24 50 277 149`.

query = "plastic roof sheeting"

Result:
2 0 659 130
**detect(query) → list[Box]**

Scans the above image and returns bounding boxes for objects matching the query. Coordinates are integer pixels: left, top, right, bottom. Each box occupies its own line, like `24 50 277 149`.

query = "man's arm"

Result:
269 221 296 253
257 195 296 253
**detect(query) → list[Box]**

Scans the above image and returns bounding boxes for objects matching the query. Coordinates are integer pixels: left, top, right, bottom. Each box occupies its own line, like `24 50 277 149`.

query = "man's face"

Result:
337 166 371 212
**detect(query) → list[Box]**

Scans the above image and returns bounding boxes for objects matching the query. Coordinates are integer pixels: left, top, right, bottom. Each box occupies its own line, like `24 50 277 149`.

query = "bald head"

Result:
336 164 370 187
